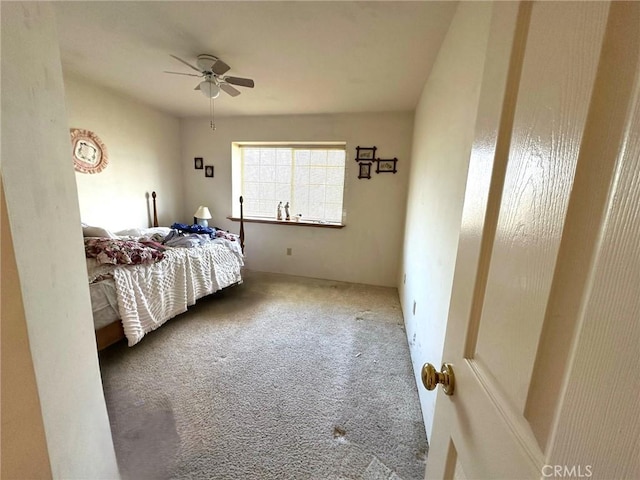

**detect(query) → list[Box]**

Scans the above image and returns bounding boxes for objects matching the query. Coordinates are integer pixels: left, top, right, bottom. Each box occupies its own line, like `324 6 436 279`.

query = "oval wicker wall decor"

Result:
70 128 108 174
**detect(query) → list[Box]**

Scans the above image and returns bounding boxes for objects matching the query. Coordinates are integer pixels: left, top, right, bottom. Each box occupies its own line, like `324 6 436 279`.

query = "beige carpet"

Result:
99 271 427 480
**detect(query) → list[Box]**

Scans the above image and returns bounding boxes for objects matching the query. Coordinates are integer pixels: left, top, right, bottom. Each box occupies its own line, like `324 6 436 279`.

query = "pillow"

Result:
115 227 171 237
114 227 145 237
146 227 172 236
83 225 118 239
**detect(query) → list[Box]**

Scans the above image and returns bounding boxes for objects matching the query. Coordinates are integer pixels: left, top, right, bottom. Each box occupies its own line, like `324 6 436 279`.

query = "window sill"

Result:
227 216 345 229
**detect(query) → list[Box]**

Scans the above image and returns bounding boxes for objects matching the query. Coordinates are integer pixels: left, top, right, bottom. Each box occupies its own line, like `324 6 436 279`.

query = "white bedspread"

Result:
113 242 243 346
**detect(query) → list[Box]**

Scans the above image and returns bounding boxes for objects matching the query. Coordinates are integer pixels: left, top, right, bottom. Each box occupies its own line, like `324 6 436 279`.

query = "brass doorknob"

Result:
421 363 455 396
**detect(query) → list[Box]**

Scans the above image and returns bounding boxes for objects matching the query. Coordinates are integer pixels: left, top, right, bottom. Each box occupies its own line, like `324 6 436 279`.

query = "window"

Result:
233 144 346 224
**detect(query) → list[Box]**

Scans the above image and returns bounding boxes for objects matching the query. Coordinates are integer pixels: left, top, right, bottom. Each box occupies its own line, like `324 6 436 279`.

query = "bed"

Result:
87 193 246 350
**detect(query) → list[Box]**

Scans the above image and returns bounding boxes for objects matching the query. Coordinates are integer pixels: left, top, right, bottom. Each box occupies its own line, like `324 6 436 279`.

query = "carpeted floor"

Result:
99 271 428 480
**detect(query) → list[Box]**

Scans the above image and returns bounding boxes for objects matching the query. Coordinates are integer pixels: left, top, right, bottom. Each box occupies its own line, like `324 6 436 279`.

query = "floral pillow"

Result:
85 238 164 265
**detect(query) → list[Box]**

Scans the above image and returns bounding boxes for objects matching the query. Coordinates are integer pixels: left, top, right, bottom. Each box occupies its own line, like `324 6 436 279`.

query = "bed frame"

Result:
95 193 245 351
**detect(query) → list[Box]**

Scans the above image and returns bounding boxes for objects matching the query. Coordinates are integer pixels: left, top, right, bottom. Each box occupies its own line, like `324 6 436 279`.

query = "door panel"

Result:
546 80 640 477
426 1 638 478
473 0 608 412
524 1 640 448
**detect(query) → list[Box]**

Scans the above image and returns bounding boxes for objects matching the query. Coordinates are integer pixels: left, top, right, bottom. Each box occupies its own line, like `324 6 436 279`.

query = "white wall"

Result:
1 3 119 478
181 113 413 287
399 2 493 440
65 74 183 231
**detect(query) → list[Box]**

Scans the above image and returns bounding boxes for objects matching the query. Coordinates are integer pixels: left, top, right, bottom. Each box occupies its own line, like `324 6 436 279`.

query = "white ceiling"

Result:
53 1 457 118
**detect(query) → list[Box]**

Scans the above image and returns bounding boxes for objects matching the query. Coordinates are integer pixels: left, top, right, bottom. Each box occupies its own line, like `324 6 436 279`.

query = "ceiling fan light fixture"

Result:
199 80 220 99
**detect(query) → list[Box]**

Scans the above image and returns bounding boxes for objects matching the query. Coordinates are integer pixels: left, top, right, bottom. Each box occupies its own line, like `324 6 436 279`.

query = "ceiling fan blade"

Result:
194 84 201 91
170 54 202 73
211 59 231 76
224 76 255 88
220 83 241 97
164 71 202 77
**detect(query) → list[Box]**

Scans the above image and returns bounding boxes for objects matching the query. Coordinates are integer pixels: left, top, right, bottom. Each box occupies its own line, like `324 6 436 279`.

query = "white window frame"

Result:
231 142 347 225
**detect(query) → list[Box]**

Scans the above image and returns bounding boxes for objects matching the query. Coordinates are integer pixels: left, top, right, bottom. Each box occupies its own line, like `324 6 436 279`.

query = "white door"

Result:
424 2 640 479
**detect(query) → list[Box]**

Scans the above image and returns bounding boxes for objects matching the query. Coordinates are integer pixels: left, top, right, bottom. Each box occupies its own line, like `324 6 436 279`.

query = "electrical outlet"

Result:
286 248 292 256
413 301 416 316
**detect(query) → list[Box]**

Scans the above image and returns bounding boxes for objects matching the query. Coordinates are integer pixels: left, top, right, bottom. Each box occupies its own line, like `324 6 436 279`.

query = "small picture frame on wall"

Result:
375 158 398 174
205 165 214 178
358 162 372 179
355 146 377 162
194 157 203 169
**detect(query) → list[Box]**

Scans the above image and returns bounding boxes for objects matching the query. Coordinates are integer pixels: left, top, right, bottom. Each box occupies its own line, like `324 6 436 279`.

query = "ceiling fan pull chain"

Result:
210 96 216 131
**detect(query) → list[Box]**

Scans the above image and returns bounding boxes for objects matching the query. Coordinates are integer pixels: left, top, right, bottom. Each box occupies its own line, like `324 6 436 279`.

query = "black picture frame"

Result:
205 165 214 178
194 157 203 169
358 162 372 179
375 158 398 174
355 146 377 162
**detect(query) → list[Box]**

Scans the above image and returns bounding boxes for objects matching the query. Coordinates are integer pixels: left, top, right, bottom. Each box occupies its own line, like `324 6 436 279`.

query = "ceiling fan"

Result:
165 54 255 98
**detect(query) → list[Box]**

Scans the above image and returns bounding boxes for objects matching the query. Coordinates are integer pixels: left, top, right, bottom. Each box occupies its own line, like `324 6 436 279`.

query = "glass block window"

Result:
238 145 346 224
